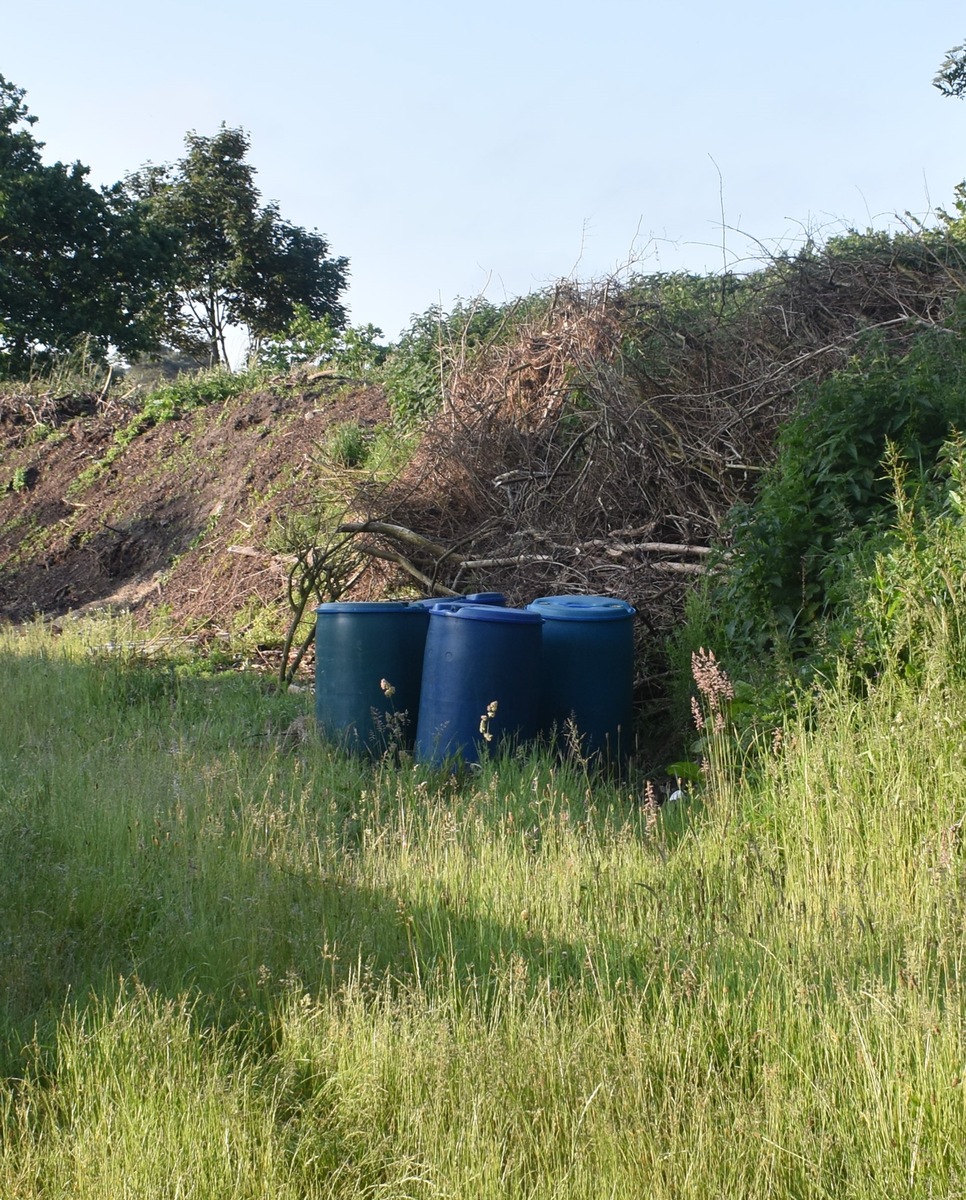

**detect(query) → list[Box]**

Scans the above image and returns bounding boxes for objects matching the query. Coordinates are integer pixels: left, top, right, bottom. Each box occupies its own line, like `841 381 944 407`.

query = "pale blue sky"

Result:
6 1 966 342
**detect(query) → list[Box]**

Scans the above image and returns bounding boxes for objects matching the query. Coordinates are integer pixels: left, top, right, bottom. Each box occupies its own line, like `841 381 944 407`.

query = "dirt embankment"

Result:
0 378 390 630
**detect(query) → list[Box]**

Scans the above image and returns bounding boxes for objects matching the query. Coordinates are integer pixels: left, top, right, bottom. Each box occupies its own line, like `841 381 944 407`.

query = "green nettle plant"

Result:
136 365 260 426
68 365 264 493
699 319 966 678
619 269 751 379
861 437 966 683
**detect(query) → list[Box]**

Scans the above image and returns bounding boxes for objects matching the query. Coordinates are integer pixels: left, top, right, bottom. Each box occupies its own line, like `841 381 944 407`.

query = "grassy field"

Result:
2 614 966 1197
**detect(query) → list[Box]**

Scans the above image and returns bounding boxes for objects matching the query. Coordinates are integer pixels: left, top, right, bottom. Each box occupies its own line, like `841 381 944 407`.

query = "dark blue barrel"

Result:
414 606 543 766
315 602 429 755
525 595 637 767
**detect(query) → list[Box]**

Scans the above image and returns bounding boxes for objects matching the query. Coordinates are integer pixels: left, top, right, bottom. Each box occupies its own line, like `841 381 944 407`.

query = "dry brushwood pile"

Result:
340 237 966 639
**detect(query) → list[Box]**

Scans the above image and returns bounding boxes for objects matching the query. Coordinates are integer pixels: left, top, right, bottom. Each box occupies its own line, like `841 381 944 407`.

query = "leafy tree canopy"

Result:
935 41 966 98
125 127 349 366
0 75 175 375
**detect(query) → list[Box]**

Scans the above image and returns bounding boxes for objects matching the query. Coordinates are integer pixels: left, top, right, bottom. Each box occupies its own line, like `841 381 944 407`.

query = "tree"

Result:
935 41 966 98
0 75 175 374
125 126 349 366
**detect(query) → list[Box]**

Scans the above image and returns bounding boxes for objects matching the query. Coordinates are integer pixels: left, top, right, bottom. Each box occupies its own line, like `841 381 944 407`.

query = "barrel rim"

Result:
429 605 543 625
315 601 425 614
526 595 636 621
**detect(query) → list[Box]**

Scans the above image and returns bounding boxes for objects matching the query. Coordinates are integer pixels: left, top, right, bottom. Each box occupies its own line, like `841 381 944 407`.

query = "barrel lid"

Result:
431 604 543 625
526 595 636 621
316 601 424 614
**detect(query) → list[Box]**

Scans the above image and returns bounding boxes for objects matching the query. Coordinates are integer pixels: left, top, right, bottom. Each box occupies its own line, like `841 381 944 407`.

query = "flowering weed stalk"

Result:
690 647 741 792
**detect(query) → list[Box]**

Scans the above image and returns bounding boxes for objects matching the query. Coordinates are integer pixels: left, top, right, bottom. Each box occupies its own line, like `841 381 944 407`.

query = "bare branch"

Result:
336 520 451 560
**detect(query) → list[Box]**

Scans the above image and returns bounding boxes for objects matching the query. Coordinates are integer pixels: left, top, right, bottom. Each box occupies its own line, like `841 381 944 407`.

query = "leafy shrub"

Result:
694 317 966 678
619 270 752 378
139 365 260 425
859 437 966 683
119 365 263 447
255 306 386 376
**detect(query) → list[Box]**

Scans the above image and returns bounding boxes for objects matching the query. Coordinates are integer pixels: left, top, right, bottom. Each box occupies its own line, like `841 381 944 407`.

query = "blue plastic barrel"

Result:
414 606 543 766
315 602 429 755
525 595 637 767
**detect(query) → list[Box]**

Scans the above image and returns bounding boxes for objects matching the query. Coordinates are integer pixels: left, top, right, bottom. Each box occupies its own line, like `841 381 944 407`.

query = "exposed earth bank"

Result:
0 378 392 633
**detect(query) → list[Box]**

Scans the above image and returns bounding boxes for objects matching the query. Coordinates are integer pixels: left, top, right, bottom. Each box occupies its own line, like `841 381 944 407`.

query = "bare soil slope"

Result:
0 378 390 628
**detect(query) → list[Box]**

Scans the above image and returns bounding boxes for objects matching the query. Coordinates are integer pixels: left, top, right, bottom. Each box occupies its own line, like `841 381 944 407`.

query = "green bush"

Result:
699 318 966 678
70 366 264 493
619 270 753 378
140 364 261 424
254 306 386 376
859 437 966 683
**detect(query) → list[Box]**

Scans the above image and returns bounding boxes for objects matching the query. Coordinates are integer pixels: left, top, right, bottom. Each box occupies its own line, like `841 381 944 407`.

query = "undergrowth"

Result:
682 311 966 700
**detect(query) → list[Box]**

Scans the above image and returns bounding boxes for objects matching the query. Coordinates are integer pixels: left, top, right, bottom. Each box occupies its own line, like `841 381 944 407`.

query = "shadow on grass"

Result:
0 647 701 1071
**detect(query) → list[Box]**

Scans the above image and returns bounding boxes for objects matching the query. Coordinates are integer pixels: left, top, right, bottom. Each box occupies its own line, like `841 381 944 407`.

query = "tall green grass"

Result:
2 610 966 1196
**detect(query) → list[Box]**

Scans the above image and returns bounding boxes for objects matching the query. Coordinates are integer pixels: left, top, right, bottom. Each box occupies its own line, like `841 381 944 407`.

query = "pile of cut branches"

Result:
337 229 966 637
333 226 966 638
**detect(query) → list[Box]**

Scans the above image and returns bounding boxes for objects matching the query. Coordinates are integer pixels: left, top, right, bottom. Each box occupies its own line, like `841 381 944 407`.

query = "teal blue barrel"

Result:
414 605 543 767
315 602 429 755
525 595 637 767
